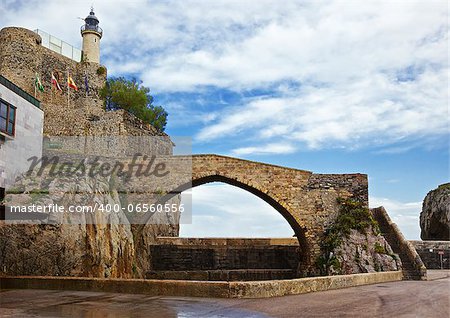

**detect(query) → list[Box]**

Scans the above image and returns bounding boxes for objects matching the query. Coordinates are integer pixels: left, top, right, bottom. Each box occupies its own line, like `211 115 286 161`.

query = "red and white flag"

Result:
51 72 62 91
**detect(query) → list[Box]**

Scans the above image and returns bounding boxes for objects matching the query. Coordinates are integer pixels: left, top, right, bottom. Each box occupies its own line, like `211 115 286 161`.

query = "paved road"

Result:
1 271 449 318
240 272 450 318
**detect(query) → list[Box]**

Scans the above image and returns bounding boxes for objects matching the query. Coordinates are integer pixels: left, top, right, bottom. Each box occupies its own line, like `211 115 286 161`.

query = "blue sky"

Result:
1 0 448 239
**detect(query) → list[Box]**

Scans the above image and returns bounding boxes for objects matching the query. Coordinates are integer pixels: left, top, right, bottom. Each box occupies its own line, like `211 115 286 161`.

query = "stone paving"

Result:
0 270 448 318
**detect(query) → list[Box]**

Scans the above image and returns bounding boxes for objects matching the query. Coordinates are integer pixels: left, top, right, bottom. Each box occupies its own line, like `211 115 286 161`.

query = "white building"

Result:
0 75 44 206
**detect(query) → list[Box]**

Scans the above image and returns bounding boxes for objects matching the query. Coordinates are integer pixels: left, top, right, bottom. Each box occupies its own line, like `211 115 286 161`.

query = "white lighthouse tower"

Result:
81 7 103 63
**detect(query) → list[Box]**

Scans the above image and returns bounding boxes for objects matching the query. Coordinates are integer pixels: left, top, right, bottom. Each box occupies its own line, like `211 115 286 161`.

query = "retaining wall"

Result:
410 240 450 269
0 271 403 298
150 237 300 271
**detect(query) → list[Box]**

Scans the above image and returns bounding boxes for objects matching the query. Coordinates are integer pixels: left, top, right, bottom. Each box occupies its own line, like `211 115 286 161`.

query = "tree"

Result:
100 77 168 132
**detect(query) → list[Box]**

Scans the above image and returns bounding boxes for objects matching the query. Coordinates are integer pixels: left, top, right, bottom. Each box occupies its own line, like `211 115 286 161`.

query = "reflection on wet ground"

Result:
0 289 270 318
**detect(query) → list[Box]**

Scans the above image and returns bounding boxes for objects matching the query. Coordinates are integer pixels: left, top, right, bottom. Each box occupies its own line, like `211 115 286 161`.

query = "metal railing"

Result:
81 25 103 37
34 29 82 62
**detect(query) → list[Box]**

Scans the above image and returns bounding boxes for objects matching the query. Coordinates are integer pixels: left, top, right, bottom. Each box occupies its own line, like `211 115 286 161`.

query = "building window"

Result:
0 100 16 137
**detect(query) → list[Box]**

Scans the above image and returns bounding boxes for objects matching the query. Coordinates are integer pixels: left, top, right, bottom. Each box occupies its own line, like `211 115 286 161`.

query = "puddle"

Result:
0 290 270 318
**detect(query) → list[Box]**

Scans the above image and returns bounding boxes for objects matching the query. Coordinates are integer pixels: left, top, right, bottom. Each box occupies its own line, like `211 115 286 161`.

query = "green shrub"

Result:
374 263 380 272
100 77 167 132
96 66 107 76
334 197 380 236
316 198 381 275
374 242 387 254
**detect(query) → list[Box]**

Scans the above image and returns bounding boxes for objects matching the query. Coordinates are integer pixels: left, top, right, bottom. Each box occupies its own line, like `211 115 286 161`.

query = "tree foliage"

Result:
100 77 168 132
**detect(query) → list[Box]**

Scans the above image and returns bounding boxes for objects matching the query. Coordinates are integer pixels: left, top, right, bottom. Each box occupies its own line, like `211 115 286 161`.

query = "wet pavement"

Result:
1 270 449 318
0 290 268 318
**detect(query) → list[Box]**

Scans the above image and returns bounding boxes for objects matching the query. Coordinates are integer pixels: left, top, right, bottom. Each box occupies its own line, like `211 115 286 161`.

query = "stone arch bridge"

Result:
130 154 368 276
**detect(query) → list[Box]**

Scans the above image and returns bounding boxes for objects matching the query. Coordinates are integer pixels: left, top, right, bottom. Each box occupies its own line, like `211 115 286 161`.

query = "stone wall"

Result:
0 27 101 136
307 174 369 206
371 207 427 280
149 237 300 271
410 240 450 269
0 271 404 298
0 27 171 144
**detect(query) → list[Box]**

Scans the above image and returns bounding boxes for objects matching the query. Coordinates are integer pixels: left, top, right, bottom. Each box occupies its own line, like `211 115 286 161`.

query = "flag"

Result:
51 72 62 91
84 72 89 95
35 73 44 92
67 75 78 91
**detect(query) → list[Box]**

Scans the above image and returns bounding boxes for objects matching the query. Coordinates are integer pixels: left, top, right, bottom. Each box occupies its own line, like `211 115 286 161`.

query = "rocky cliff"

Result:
420 183 450 241
332 229 400 274
317 199 401 275
0 160 179 278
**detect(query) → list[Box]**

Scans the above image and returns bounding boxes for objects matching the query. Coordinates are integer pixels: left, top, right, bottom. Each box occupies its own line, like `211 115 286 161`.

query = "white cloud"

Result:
1 0 447 150
161 101 219 128
231 143 296 156
196 66 448 149
180 183 294 237
370 196 422 240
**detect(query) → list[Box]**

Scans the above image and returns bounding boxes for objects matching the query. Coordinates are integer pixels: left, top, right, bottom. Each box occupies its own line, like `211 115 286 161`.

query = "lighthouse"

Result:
81 7 103 63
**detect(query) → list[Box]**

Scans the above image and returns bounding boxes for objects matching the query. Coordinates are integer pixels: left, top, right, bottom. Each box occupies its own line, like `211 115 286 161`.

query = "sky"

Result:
1 0 448 239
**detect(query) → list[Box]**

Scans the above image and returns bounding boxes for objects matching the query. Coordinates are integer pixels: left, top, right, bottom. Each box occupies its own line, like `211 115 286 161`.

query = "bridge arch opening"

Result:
179 175 306 240
180 181 295 238
147 175 312 279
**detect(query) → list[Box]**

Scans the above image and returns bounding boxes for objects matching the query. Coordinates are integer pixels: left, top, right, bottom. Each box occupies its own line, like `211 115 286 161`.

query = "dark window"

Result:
0 100 16 137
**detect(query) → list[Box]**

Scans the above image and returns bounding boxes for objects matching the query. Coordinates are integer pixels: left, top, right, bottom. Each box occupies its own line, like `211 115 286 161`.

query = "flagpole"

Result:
39 73 41 100
50 72 53 104
67 70 70 107
34 72 37 98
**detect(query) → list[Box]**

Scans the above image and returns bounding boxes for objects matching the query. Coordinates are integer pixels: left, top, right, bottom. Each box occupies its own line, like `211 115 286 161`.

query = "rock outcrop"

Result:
332 229 400 274
420 183 450 241
317 199 401 275
0 160 179 278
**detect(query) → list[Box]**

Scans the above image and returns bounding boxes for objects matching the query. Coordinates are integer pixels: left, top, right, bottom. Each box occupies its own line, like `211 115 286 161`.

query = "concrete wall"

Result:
229 271 403 298
0 80 43 189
